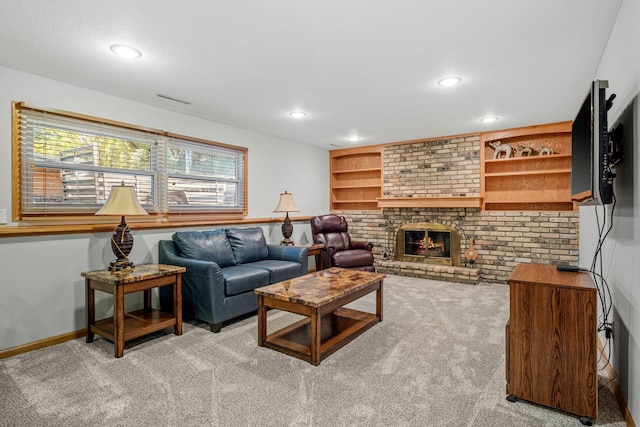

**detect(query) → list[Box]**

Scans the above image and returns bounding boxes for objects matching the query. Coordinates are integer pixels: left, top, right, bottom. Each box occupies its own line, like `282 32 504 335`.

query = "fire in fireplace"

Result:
396 223 461 266
404 230 450 258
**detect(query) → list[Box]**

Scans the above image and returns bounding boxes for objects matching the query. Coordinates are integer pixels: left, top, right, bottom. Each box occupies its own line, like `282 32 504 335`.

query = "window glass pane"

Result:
166 136 246 212
15 103 247 220
167 147 236 179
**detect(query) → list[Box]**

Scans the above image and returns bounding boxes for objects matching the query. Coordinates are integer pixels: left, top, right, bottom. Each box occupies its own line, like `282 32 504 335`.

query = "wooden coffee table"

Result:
255 267 385 365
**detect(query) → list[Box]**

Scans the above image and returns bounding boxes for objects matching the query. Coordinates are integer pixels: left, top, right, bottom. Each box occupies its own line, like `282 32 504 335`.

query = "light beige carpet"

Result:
0 275 626 426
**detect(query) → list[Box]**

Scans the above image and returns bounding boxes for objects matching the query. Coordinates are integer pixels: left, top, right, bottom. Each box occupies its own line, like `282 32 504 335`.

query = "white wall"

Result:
584 0 640 419
0 66 329 350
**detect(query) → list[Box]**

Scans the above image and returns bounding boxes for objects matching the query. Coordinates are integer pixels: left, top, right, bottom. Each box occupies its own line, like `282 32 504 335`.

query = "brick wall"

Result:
383 135 481 197
331 134 579 283
334 209 578 282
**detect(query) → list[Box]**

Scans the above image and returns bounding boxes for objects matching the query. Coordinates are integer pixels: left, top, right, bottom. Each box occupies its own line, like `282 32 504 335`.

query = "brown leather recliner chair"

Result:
310 214 375 272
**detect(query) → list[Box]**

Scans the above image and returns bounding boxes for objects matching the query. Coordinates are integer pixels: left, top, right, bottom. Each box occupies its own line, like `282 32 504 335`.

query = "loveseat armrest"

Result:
350 240 374 252
159 240 224 276
267 244 308 274
158 240 226 325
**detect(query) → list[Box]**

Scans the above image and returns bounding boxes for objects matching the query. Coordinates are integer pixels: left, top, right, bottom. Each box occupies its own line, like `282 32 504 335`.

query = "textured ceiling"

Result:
0 0 623 149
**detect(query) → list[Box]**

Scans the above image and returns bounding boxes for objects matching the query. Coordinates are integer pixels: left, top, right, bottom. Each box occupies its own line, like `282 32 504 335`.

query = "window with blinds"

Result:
13 102 248 220
165 134 246 214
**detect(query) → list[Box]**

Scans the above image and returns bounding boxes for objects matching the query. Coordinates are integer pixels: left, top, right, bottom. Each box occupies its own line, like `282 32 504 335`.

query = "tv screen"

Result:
571 80 613 205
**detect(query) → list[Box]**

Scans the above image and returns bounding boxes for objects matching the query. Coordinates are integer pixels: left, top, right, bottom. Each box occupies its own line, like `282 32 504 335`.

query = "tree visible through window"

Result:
13 102 247 219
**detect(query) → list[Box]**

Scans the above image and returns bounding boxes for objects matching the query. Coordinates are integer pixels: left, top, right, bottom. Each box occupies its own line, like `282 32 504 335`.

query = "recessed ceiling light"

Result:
346 135 362 142
110 44 142 59
437 76 462 87
289 111 307 119
480 116 499 123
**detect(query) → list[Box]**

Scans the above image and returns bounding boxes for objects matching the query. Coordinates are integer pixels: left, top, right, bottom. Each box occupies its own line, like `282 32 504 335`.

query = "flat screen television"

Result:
571 79 613 205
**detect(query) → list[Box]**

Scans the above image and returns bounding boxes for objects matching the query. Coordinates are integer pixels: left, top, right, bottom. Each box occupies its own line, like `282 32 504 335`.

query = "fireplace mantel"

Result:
377 197 482 209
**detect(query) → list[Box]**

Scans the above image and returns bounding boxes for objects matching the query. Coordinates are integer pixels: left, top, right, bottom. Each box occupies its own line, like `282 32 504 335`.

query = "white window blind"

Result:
165 135 246 213
14 103 248 219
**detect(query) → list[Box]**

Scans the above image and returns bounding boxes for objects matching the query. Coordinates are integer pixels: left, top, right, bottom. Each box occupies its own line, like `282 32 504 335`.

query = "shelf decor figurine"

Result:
489 141 513 159
273 190 300 245
95 182 148 272
516 145 534 157
537 146 554 155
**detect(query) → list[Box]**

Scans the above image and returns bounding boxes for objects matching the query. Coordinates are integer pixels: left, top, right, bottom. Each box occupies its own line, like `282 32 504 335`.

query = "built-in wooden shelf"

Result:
481 121 575 211
330 146 383 210
332 167 382 174
333 184 382 189
334 199 380 204
484 169 570 178
484 153 571 164
377 197 482 209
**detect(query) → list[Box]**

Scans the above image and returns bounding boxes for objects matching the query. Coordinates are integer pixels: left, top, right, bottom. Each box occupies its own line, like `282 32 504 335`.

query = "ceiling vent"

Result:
156 93 192 105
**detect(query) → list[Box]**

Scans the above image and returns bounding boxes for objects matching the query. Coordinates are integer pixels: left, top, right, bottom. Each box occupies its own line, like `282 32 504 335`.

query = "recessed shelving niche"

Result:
481 121 574 211
330 146 382 210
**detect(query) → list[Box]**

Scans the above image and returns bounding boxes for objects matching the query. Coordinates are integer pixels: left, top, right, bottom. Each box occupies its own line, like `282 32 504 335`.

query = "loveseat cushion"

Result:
244 260 302 283
172 230 237 267
222 265 270 296
226 227 269 264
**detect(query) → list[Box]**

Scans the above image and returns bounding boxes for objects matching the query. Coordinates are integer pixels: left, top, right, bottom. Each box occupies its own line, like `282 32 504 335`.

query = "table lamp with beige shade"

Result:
273 190 300 246
95 183 148 271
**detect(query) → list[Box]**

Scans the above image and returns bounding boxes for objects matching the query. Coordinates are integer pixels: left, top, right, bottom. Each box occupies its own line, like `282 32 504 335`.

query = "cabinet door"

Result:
508 280 597 418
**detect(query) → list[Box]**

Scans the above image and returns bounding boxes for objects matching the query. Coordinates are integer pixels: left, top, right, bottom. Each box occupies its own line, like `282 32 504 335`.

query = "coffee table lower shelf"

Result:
262 307 379 364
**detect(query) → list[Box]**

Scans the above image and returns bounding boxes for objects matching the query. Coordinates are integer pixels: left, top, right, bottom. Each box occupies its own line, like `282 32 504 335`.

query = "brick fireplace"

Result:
396 222 461 266
329 133 579 284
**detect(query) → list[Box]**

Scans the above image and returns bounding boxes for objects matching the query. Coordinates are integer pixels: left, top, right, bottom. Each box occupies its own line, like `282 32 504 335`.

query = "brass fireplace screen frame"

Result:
395 222 461 266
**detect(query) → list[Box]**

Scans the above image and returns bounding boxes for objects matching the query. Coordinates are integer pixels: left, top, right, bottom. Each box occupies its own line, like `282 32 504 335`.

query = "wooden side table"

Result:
82 264 186 358
296 243 326 272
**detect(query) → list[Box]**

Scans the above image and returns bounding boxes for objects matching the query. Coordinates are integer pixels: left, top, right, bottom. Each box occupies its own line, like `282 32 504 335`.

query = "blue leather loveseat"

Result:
159 227 308 332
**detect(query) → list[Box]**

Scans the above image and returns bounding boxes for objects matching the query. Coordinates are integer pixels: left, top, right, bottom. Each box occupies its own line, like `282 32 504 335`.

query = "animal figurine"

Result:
515 145 534 157
489 141 513 159
537 147 554 155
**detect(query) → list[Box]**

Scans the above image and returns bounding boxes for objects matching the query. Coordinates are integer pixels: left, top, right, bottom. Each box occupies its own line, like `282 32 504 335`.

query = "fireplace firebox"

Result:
396 223 461 266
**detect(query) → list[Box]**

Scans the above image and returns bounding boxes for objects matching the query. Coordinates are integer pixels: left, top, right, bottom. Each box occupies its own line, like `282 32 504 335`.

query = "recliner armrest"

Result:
350 240 374 252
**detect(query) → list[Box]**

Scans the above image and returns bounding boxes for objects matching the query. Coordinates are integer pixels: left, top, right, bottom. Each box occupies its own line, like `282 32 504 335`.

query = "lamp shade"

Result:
96 185 148 216
273 191 300 213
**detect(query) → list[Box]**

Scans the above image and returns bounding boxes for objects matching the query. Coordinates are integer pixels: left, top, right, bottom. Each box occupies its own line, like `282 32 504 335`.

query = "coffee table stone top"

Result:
255 267 385 307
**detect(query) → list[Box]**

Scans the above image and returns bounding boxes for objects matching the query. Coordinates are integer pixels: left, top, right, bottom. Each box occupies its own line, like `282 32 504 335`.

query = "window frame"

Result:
11 102 248 224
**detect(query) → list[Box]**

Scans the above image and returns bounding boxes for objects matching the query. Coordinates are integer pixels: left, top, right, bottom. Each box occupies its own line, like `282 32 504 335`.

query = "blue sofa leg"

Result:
210 322 223 333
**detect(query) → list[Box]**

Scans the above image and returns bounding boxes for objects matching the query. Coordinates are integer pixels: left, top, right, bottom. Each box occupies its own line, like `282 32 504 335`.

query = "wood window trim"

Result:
0 216 313 238
11 101 249 223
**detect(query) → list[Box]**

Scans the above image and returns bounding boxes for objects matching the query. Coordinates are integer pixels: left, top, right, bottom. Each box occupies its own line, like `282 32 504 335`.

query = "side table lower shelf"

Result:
91 309 178 343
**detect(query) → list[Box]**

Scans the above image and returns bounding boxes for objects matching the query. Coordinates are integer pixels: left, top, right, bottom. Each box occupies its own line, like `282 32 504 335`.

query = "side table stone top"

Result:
255 267 385 308
81 264 186 284
297 243 325 251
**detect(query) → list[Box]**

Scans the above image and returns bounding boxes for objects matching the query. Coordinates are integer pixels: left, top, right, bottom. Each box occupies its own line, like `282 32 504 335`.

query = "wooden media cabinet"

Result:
506 263 598 423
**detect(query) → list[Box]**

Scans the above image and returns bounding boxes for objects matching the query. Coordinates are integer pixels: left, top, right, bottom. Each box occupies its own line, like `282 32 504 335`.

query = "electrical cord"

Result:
589 186 616 375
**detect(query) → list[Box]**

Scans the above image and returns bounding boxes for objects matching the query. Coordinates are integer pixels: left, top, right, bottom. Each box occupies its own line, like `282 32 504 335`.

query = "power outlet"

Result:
0 209 7 224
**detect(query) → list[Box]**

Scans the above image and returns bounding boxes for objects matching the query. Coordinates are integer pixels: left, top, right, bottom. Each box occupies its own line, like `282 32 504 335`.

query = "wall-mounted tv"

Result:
571 79 613 205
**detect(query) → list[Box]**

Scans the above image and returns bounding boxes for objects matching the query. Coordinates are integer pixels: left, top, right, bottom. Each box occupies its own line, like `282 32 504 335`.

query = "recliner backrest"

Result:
310 214 351 252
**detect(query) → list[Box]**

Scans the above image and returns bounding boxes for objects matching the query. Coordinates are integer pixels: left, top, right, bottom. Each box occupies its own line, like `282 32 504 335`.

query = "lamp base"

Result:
280 213 295 246
108 216 135 272
280 238 294 246
109 259 135 272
